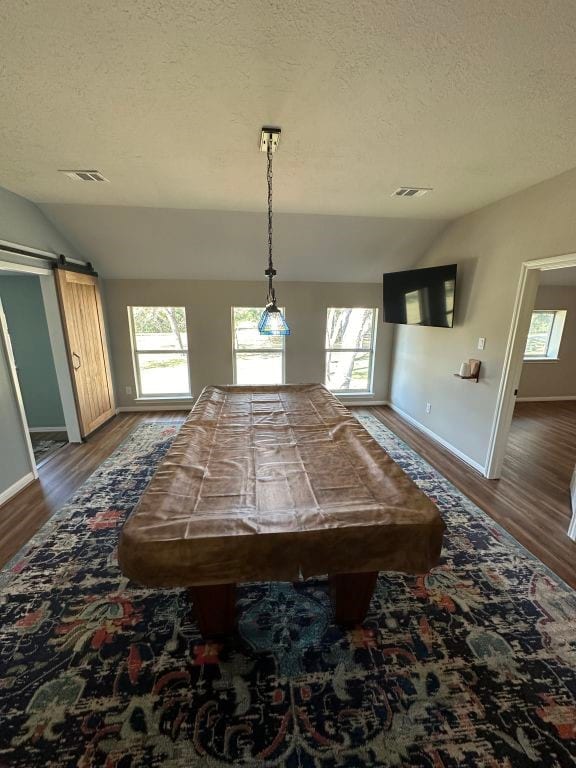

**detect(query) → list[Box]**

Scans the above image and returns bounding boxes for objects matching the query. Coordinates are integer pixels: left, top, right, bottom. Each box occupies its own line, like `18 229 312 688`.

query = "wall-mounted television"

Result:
383 264 457 327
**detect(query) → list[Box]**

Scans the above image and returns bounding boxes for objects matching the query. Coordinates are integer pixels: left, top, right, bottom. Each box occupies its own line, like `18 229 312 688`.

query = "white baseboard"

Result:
119 399 390 412
388 403 487 476
118 405 193 412
516 395 576 402
0 472 36 507
339 398 389 407
28 426 67 433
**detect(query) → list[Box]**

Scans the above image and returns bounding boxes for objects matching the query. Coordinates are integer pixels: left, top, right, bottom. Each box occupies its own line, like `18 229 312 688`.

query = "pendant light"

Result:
258 127 290 336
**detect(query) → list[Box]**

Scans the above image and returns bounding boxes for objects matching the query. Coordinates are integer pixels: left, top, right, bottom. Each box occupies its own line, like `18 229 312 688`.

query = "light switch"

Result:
478 337 486 350
125 385 132 395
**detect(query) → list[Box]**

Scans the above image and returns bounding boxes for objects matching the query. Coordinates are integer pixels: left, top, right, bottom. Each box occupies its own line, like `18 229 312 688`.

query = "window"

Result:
524 309 567 360
325 308 377 393
129 306 190 397
232 307 285 385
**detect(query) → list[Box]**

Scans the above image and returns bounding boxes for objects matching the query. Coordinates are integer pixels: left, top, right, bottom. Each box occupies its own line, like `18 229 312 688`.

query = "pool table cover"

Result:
118 384 445 586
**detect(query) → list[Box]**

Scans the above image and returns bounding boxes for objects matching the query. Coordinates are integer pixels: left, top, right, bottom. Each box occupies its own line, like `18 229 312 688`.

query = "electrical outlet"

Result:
425 402 432 414
478 337 486 350
125 385 132 395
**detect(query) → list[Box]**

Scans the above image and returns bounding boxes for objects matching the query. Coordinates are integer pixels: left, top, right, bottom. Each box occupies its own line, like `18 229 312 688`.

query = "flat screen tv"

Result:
383 264 457 327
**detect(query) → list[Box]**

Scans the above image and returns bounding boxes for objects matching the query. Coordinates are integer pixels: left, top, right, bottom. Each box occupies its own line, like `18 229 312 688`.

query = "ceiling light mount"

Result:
260 127 281 154
258 125 289 336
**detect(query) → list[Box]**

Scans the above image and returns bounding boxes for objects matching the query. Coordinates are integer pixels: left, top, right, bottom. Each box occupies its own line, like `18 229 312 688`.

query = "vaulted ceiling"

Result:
39 206 447 282
1 0 576 220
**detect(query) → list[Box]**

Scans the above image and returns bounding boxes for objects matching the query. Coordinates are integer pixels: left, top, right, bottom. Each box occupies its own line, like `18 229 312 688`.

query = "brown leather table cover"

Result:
118 384 445 587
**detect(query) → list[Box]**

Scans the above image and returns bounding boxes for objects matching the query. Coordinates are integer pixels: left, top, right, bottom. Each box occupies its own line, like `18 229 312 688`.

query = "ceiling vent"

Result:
392 186 432 198
59 170 109 182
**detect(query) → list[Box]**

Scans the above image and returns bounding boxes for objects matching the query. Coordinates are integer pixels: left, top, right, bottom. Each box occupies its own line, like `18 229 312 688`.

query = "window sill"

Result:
523 358 560 362
334 392 375 397
134 395 194 401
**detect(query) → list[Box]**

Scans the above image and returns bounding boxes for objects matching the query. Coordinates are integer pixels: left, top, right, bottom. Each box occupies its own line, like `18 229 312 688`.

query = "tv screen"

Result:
383 264 457 327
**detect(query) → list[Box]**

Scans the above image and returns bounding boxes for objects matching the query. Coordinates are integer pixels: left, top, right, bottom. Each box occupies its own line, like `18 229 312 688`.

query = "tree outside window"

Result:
524 310 567 360
129 306 190 396
232 307 285 385
325 308 377 392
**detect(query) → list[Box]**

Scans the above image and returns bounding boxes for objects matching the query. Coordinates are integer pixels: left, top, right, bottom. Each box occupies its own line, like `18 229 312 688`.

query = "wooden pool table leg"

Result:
188 583 237 636
330 571 378 625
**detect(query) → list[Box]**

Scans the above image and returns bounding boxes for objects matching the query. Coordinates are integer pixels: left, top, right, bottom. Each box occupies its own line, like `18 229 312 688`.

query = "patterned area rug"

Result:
1 415 575 767
29 432 68 465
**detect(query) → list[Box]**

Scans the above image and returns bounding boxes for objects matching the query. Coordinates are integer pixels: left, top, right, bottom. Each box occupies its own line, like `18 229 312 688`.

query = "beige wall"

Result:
389 166 576 470
104 279 389 408
518 284 576 399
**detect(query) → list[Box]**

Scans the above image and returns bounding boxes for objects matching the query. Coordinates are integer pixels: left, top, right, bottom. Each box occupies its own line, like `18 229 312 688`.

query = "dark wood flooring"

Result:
0 412 187 568
359 401 576 589
1 404 575 590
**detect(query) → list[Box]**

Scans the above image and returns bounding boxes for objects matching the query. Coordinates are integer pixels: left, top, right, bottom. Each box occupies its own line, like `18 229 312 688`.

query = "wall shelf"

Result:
454 359 481 383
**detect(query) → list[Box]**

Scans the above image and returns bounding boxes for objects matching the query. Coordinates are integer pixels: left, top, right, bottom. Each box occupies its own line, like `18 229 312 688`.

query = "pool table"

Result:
118 384 445 635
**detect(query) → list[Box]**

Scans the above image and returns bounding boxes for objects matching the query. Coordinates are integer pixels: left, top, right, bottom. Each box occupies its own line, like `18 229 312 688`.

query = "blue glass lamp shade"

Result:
258 301 290 335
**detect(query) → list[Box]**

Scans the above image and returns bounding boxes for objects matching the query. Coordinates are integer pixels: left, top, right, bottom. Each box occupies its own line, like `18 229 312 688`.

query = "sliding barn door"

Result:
55 268 115 437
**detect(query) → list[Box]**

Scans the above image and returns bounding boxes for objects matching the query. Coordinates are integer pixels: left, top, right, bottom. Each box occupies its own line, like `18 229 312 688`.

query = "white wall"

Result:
0 185 79 257
389 165 576 470
104 279 390 408
518 284 576 399
40 205 447 282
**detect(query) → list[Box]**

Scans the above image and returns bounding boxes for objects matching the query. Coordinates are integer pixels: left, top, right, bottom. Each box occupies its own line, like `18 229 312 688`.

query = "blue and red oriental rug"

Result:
0 414 575 766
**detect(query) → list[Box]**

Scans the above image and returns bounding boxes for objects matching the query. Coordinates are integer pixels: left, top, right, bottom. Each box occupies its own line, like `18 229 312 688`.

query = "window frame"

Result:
324 307 378 395
523 309 567 361
231 307 286 386
128 305 192 399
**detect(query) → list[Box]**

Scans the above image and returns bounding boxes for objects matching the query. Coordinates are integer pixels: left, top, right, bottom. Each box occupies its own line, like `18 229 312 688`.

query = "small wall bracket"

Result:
260 127 281 153
454 359 482 383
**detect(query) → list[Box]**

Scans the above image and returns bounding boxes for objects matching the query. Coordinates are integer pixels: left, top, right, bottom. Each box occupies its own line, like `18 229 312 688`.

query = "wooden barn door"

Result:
55 267 115 437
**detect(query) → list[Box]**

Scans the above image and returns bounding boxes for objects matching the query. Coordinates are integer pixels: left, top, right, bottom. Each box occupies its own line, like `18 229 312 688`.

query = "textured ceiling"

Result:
40 205 447 281
1 1 576 218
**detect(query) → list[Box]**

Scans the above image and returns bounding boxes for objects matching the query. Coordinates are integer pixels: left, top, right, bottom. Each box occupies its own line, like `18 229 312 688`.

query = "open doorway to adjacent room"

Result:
486 255 576 545
0 269 68 468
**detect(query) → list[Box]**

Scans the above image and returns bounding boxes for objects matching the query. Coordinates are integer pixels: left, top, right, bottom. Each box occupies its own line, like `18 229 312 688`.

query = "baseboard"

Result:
338 398 389 407
516 396 576 402
388 403 487 476
28 426 67 433
119 399 390 412
0 472 36 507
118 405 193 412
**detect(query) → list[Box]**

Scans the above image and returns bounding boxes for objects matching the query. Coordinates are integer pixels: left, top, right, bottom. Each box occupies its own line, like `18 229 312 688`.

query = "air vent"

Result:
59 170 109 182
392 187 432 198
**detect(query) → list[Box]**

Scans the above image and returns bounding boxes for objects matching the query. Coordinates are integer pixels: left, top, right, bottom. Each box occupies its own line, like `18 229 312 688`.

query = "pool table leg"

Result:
188 583 237 636
330 571 378 625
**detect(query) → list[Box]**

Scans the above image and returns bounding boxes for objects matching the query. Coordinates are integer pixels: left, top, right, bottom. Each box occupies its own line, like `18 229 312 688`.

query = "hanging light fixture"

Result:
258 127 290 336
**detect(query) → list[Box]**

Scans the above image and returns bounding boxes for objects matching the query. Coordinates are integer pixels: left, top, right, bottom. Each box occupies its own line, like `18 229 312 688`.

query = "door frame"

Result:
0 257 82 443
485 252 576 479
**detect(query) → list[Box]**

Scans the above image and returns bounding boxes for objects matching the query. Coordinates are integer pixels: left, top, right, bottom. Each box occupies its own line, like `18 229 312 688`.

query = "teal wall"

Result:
0 182 81 499
0 326 32 493
0 275 65 428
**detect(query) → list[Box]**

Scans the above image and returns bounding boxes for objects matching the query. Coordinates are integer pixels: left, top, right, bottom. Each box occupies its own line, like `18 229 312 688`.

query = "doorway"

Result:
485 254 576 541
0 272 68 467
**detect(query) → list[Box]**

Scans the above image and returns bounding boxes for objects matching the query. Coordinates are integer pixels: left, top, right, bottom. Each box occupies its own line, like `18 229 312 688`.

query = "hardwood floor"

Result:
359 401 576 589
1 404 575 590
0 411 188 568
